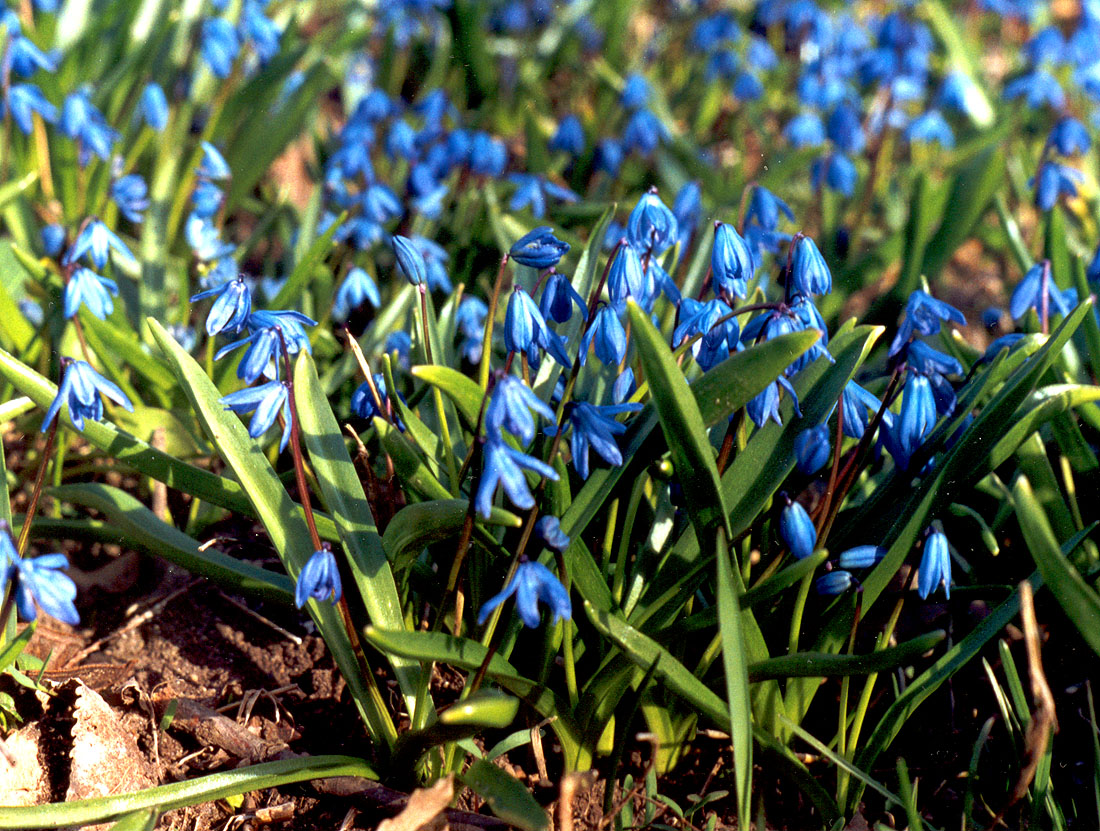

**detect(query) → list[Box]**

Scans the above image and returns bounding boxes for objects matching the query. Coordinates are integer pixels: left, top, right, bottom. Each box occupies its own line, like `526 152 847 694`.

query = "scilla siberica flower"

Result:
139 83 169 131
794 424 831 474
1031 161 1083 212
191 274 252 336
564 401 642 479
198 141 232 180
779 497 817 560
540 271 587 324
111 175 150 223
332 267 381 322
477 437 559 518
456 297 488 363
884 373 936 471
510 227 570 269
0 524 79 625
549 114 585 156
295 545 342 609
815 570 853 596
1047 117 1090 156
888 290 966 358
607 241 652 310
789 235 831 296
1009 260 1076 322
221 380 292 451
535 516 570 553
63 218 138 270
504 287 571 368
65 268 118 320
392 235 426 286
627 189 679 255
918 528 951 599
42 359 134 433
579 305 627 367
486 375 556 446
711 222 755 300
5 84 58 134
477 559 571 629
838 545 887 570
201 17 241 78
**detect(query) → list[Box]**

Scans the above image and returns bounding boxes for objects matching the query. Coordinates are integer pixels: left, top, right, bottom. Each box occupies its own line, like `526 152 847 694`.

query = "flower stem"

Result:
479 255 510 390
18 380 62 557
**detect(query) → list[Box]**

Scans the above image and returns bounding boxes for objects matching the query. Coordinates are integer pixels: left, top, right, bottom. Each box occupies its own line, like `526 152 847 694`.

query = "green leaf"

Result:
748 631 946 681
382 499 522 570
294 353 421 713
1014 476 1100 657
374 417 452 501
627 299 732 538
49 483 294 605
740 551 829 611
410 365 486 428
0 755 375 829
460 759 548 831
715 532 752 825
148 320 395 745
393 691 520 772
0 622 36 674
271 212 346 311
105 809 159 831
362 626 584 768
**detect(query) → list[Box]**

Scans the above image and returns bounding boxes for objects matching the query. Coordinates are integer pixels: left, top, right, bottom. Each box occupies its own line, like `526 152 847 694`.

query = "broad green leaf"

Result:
0 623 35 674
149 320 395 745
411 365 486 428
460 759 548 831
362 626 584 768
715 532 752 825
1014 476 1100 657
393 691 520 771
382 499 522 570
0 755 375 830
627 299 731 538
105 809 158 831
375 417 452 501
294 353 421 714
49 483 294 605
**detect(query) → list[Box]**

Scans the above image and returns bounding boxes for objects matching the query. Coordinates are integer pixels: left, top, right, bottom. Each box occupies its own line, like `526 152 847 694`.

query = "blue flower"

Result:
888 290 966 357
811 153 857 197
111 174 150 223
5 83 58 134
535 516 570 553
785 111 826 148
333 267 381 322
508 174 578 218
621 73 651 109
841 382 889 439
780 498 817 559
579 304 628 367
607 241 653 310
240 0 281 63
815 570 853 596
510 227 570 269
0 532 79 625
539 271 587 324
41 223 65 257
9 34 57 76
746 374 800 428
549 114 585 156
827 101 865 155
42 359 134 433
1047 117 1090 155
295 546 342 608
392 235 426 286
60 89 118 162
221 380 292 451
883 373 936 471
476 437 559 518
595 139 624 176
917 529 951 599
201 17 241 78
191 274 252 336
745 186 794 232
191 180 224 218
216 310 316 382
469 132 507 177
937 71 989 122
504 287 571 368
622 109 667 155
838 545 887 569
198 142 232 180
477 559 571 629
904 110 954 148
486 375 556 446
564 401 641 479
733 71 764 101
64 267 119 320
1031 161 1083 212
351 374 399 425
456 297 488 363
139 83 169 131
1009 261 1076 321
711 222 755 300
63 218 138 270
1004 70 1065 110
789 235 831 297
794 425 831 474
627 189 679 255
